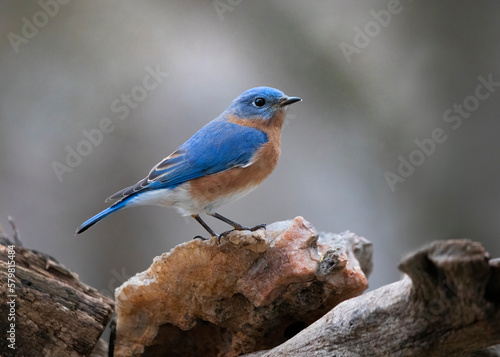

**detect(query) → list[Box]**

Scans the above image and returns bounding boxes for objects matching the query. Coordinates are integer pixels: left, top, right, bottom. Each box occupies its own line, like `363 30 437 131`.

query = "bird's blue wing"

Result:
106 120 268 202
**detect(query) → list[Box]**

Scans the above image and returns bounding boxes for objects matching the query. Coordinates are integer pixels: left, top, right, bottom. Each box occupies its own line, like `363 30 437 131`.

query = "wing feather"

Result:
105 120 267 203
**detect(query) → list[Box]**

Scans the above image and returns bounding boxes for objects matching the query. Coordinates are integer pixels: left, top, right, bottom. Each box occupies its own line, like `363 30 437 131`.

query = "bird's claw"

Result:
193 235 209 241
248 223 267 232
217 230 232 244
232 223 267 232
217 223 267 244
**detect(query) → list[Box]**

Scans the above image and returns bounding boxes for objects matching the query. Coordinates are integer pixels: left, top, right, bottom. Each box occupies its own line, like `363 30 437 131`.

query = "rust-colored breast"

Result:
188 110 285 206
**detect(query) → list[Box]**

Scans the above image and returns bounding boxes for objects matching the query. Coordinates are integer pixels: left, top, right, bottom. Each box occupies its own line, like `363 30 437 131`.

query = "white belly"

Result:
125 183 258 216
198 184 258 214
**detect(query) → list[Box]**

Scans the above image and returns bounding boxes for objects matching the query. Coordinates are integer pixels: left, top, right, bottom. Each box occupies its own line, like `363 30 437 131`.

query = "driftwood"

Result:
244 240 500 357
1 216 499 356
0 223 114 357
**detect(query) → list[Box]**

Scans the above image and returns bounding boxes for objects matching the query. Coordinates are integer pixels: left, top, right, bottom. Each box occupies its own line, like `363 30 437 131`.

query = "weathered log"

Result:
245 240 500 357
3 216 497 357
0 231 114 357
113 217 373 356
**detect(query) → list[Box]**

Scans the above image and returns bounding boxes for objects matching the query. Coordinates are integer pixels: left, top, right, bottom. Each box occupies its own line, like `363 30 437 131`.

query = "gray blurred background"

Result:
1 0 499 295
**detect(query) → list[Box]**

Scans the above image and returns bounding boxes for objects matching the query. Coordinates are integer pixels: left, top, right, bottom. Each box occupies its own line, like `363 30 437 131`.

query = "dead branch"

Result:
0 235 114 356
245 240 500 357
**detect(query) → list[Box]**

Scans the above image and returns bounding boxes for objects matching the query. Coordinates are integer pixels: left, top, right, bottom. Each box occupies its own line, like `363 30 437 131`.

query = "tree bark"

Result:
0 235 114 357
1 219 499 357
244 240 500 357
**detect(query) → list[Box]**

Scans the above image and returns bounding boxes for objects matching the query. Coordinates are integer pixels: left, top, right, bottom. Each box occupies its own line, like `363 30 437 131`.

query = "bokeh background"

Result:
1 0 499 297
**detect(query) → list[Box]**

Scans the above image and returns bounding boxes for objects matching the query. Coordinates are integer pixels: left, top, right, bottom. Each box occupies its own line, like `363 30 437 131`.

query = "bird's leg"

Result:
191 215 218 241
208 212 266 232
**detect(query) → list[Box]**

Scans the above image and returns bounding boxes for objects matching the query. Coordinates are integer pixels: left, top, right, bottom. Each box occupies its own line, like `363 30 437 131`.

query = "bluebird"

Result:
76 87 301 241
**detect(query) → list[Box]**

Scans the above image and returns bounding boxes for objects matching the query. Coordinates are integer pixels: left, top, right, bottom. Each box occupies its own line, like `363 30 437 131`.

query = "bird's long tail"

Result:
75 200 128 235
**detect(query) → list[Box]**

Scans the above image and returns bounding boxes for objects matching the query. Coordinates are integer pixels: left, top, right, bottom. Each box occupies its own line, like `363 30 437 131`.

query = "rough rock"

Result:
114 217 372 357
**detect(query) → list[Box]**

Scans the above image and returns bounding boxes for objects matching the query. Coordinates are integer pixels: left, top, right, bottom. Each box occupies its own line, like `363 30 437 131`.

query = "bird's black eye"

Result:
254 97 266 107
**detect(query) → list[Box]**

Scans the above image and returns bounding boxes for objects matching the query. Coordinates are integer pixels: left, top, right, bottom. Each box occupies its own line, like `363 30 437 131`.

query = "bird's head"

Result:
225 87 301 122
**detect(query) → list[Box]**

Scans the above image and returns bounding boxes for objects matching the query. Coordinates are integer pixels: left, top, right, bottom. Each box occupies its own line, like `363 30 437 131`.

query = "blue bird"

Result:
76 87 301 240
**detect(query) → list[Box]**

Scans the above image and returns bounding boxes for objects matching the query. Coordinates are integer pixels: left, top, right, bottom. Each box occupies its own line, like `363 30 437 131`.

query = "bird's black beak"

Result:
279 96 302 107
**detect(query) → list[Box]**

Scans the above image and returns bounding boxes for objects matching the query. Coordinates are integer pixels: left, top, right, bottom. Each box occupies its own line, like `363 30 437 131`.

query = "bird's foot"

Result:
217 231 230 244
193 235 210 241
230 223 267 232
247 223 267 232
217 223 267 244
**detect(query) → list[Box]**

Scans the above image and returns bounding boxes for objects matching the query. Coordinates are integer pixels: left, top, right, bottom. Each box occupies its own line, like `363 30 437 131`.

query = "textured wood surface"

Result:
2 220 498 357
244 240 500 357
0 235 114 357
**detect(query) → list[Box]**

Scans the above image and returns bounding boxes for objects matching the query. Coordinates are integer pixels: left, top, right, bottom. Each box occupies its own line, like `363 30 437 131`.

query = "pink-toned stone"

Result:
114 217 372 357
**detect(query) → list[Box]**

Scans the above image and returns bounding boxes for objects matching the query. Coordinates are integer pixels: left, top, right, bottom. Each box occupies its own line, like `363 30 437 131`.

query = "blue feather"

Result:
76 86 301 235
75 199 128 234
118 120 268 195
226 87 286 119
175 120 268 180
77 121 268 234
